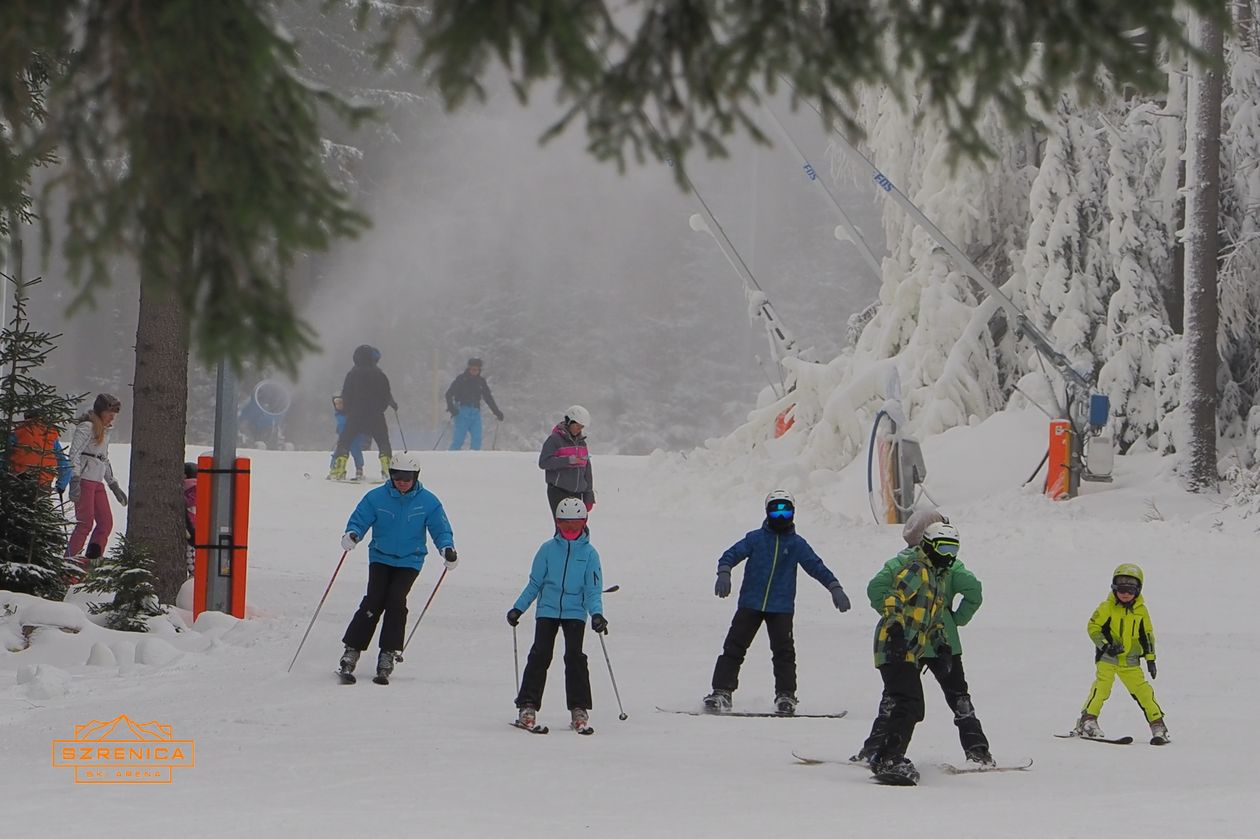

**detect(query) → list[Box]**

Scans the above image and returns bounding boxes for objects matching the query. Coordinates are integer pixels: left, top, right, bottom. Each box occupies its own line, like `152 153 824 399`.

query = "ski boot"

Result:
1149 718 1171 746
373 649 398 685
337 646 359 684
378 454 391 482
1074 712 1104 739
571 708 593 735
774 693 799 716
871 754 920 785
702 689 732 713
965 746 997 767
328 455 348 481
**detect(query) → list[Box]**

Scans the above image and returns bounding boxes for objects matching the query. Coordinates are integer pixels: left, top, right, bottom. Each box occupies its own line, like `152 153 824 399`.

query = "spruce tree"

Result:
0 273 81 598
80 534 164 632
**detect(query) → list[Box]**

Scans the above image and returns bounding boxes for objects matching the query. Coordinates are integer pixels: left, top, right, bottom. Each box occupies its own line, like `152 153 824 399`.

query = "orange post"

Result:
229 457 250 619
191 455 250 619
1045 420 1073 500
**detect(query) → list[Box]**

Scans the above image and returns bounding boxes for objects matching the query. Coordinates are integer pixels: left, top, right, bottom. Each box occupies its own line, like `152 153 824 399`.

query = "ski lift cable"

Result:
761 100 884 282
778 75 1092 399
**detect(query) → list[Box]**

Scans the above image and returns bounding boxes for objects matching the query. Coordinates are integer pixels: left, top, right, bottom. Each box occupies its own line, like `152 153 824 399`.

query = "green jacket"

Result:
867 547 982 656
870 550 948 668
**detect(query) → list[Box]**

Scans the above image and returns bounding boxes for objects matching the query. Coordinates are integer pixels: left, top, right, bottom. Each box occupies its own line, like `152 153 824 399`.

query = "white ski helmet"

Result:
764 489 795 509
555 497 589 520
564 405 591 431
920 521 961 567
389 451 422 476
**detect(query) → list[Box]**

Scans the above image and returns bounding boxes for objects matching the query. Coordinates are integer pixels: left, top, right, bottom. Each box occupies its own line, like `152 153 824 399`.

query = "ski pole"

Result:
392 407 409 451
402 565 449 654
513 624 520 694
597 633 628 720
492 419 500 451
287 550 349 672
432 419 450 451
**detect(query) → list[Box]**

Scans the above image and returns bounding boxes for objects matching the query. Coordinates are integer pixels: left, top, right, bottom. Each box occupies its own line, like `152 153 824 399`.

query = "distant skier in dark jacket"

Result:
702 490 851 716
445 357 504 451
538 405 593 514
329 345 396 481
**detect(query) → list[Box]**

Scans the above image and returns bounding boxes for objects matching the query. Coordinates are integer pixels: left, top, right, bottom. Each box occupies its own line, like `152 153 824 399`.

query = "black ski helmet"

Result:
184 462 198 480
467 357 483 369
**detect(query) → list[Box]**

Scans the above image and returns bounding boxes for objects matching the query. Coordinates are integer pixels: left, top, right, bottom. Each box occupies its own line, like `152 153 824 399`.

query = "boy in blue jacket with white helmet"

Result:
507 497 606 733
336 451 457 684
703 490 851 715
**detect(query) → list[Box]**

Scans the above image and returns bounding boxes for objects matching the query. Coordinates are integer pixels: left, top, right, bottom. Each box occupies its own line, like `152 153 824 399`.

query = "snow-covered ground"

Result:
3 411 1256 837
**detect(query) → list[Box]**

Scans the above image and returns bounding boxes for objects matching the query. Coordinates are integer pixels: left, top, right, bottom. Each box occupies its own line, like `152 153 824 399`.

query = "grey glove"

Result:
1146 659 1157 679
715 569 732 598
109 481 128 506
69 477 81 503
341 532 360 552
829 582 851 612
1100 641 1124 657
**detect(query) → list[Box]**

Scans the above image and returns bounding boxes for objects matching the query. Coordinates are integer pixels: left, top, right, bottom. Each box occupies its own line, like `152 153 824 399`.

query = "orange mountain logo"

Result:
52 714 195 783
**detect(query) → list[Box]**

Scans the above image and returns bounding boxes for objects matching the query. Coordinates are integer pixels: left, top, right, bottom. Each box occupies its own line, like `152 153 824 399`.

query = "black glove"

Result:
714 569 732 598
506 608 522 627
934 645 954 675
886 623 907 661
590 613 608 634
1100 641 1124 657
443 547 458 569
494 411 504 422
1146 659 1157 679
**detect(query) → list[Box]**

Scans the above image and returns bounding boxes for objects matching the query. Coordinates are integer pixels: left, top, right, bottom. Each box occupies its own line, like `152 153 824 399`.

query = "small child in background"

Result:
1072 563 1169 745
507 498 607 734
329 395 368 482
184 462 198 577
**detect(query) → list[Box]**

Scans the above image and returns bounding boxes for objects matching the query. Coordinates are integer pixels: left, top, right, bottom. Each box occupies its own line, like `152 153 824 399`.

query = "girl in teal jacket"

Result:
507 498 606 733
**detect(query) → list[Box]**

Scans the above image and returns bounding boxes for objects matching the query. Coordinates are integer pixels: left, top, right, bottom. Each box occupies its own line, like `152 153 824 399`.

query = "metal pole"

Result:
207 360 238 613
402 565 449 653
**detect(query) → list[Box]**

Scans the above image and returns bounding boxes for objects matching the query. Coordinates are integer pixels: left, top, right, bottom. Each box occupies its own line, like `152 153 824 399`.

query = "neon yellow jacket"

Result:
1087 593 1156 667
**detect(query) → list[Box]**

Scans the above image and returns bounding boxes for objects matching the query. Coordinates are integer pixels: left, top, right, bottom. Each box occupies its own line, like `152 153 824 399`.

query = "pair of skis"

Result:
792 752 1034 778
509 720 593 736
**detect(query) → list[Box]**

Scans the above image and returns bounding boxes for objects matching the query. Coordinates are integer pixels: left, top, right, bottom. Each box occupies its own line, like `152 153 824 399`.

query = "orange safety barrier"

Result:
1045 420 1072 500
193 456 250 619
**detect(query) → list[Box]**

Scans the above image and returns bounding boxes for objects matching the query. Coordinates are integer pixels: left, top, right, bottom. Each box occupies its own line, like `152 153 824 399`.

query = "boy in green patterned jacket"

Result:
862 521 957 785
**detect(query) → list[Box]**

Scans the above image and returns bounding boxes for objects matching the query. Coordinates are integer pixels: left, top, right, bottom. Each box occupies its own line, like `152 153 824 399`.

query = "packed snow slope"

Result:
2 408 1255 838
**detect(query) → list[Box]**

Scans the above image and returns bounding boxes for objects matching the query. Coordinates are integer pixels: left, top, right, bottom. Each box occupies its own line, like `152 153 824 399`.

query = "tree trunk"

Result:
1180 10 1223 491
127 269 190 604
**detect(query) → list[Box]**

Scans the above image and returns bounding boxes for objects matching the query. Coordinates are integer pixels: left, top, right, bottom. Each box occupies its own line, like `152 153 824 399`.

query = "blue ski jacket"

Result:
513 531 604 620
718 522 839 614
345 481 453 571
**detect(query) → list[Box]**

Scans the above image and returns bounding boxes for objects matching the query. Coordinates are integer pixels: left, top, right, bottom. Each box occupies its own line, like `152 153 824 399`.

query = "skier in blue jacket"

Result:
702 490 851 715
507 497 606 733
336 451 457 684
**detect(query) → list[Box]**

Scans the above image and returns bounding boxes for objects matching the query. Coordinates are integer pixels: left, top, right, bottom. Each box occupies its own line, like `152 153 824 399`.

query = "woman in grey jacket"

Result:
66 393 128 563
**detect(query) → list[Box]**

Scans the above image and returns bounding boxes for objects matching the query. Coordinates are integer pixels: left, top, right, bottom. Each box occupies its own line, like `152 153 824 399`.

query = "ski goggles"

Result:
925 540 960 558
1112 582 1139 595
766 502 795 520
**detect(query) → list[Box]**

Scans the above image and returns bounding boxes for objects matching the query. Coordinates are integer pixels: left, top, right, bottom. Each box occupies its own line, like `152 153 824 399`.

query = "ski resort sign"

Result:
52 714 195 783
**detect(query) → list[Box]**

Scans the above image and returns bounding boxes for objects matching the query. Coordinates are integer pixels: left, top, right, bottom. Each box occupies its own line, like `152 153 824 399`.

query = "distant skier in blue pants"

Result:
445 358 504 451
329 395 369 481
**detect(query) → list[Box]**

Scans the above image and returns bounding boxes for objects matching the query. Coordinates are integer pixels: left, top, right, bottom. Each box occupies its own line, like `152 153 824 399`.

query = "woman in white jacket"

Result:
66 393 128 563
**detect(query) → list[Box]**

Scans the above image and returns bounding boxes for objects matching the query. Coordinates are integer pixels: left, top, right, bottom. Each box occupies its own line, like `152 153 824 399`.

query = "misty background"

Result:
17 6 882 455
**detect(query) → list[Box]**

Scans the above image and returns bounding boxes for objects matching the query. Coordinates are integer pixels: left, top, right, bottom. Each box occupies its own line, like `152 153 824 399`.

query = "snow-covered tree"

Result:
80 535 164 632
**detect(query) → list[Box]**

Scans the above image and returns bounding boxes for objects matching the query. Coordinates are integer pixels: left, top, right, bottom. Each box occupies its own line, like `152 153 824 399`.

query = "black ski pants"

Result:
711 607 796 696
859 654 989 757
868 660 926 761
335 412 391 460
515 618 592 711
342 562 419 652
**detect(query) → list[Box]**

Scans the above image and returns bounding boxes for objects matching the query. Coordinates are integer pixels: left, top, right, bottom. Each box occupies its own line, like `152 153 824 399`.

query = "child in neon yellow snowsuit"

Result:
1073 563 1169 743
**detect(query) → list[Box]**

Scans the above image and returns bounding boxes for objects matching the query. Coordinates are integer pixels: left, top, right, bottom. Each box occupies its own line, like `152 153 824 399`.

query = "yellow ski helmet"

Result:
1111 563 1143 595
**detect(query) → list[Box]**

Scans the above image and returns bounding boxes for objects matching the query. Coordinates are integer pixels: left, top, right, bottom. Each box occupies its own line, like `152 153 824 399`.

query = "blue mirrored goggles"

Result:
767 503 795 520
927 540 960 557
